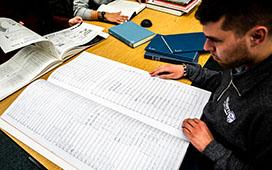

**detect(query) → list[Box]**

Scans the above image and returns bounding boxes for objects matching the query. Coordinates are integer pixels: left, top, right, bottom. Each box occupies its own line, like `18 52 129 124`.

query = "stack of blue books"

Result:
144 32 207 64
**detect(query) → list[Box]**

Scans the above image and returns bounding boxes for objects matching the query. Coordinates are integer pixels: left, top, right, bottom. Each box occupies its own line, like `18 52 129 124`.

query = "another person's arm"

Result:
73 0 128 24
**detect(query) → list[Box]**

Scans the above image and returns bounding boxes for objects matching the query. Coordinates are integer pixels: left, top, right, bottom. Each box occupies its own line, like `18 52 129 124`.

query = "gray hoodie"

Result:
185 55 272 170
73 0 115 20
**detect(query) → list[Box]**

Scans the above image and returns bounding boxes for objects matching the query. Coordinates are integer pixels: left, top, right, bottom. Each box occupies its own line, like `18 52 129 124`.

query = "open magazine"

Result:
0 51 211 170
0 17 109 101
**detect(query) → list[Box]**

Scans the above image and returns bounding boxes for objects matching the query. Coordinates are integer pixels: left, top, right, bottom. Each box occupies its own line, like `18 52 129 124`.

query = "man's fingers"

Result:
150 66 166 77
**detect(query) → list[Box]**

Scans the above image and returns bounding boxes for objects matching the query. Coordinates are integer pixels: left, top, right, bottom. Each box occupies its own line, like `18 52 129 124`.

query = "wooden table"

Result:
0 6 209 170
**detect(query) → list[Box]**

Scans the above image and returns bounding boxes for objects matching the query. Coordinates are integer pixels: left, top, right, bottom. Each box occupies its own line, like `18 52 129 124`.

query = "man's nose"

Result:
204 39 215 52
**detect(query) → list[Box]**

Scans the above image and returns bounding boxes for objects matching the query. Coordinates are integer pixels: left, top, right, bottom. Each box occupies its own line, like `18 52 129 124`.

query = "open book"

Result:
0 17 109 101
0 52 211 170
97 0 146 20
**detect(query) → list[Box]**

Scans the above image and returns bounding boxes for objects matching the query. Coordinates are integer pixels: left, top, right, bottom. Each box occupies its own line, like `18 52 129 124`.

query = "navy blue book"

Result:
144 51 199 64
145 34 198 61
163 32 207 53
109 21 155 48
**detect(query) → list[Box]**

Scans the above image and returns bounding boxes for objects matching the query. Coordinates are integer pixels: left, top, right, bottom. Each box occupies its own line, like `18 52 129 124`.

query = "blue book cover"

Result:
163 32 207 53
144 51 199 64
108 21 155 48
145 34 198 61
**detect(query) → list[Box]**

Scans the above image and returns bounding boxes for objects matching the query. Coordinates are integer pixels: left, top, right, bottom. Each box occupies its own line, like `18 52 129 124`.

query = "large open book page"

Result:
49 52 211 139
1 79 190 170
0 52 211 170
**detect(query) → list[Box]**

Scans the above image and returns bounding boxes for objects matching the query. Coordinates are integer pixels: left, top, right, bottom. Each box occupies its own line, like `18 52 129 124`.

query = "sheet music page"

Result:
0 45 61 101
0 17 48 53
49 52 211 140
1 79 189 170
36 22 104 60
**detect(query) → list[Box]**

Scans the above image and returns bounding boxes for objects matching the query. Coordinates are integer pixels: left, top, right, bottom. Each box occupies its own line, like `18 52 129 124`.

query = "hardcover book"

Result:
144 50 199 64
146 2 184 16
145 34 199 62
163 32 207 53
109 21 155 48
147 0 199 15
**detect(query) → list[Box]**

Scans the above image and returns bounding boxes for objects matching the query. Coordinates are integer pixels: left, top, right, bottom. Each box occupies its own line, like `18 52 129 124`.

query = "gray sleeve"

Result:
73 0 93 20
202 140 252 170
185 64 222 92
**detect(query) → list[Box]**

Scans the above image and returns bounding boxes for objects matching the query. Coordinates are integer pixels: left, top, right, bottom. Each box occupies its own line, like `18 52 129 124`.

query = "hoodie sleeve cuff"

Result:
184 64 201 80
202 139 230 162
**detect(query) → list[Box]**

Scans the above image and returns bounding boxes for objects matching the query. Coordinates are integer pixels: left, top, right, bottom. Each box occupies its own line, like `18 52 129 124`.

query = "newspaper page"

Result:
0 17 47 53
36 22 105 60
0 45 61 101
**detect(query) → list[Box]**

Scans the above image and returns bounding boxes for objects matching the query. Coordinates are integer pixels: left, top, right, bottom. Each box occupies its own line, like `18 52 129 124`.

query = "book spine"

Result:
144 52 196 64
108 28 134 48
146 3 183 16
145 48 194 62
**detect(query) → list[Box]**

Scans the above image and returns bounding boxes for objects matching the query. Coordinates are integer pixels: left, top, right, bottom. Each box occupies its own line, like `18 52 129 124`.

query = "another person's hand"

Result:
182 118 214 152
68 16 83 26
137 0 147 4
18 21 24 25
149 64 185 79
105 11 129 24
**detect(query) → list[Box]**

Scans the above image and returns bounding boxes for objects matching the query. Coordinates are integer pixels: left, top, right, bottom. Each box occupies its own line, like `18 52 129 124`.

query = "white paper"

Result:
1 79 189 170
1 52 211 170
97 0 146 19
37 22 104 59
0 21 107 101
49 52 211 140
0 45 61 100
0 18 47 53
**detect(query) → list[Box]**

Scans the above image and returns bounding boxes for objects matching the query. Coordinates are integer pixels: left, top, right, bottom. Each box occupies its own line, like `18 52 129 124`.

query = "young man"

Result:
150 0 272 169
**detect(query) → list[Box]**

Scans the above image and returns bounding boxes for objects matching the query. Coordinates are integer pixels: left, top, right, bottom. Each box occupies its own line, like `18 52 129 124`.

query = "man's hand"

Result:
68 16 83 26
104 12 129 24
149 64 184 79
182 118 214 152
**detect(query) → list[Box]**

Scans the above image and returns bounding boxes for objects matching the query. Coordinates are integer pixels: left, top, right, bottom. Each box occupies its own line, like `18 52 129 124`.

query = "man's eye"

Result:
212 38 222 43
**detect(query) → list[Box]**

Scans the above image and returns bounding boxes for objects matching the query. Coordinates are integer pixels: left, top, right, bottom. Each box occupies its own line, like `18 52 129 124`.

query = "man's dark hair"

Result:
195 0 272 36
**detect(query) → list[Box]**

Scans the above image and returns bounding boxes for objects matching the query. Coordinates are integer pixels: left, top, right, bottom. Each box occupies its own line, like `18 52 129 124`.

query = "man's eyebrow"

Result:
205 36 222 42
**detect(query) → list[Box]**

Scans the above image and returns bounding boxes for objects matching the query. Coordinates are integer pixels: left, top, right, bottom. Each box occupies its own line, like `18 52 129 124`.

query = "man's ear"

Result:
249 26 268 47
